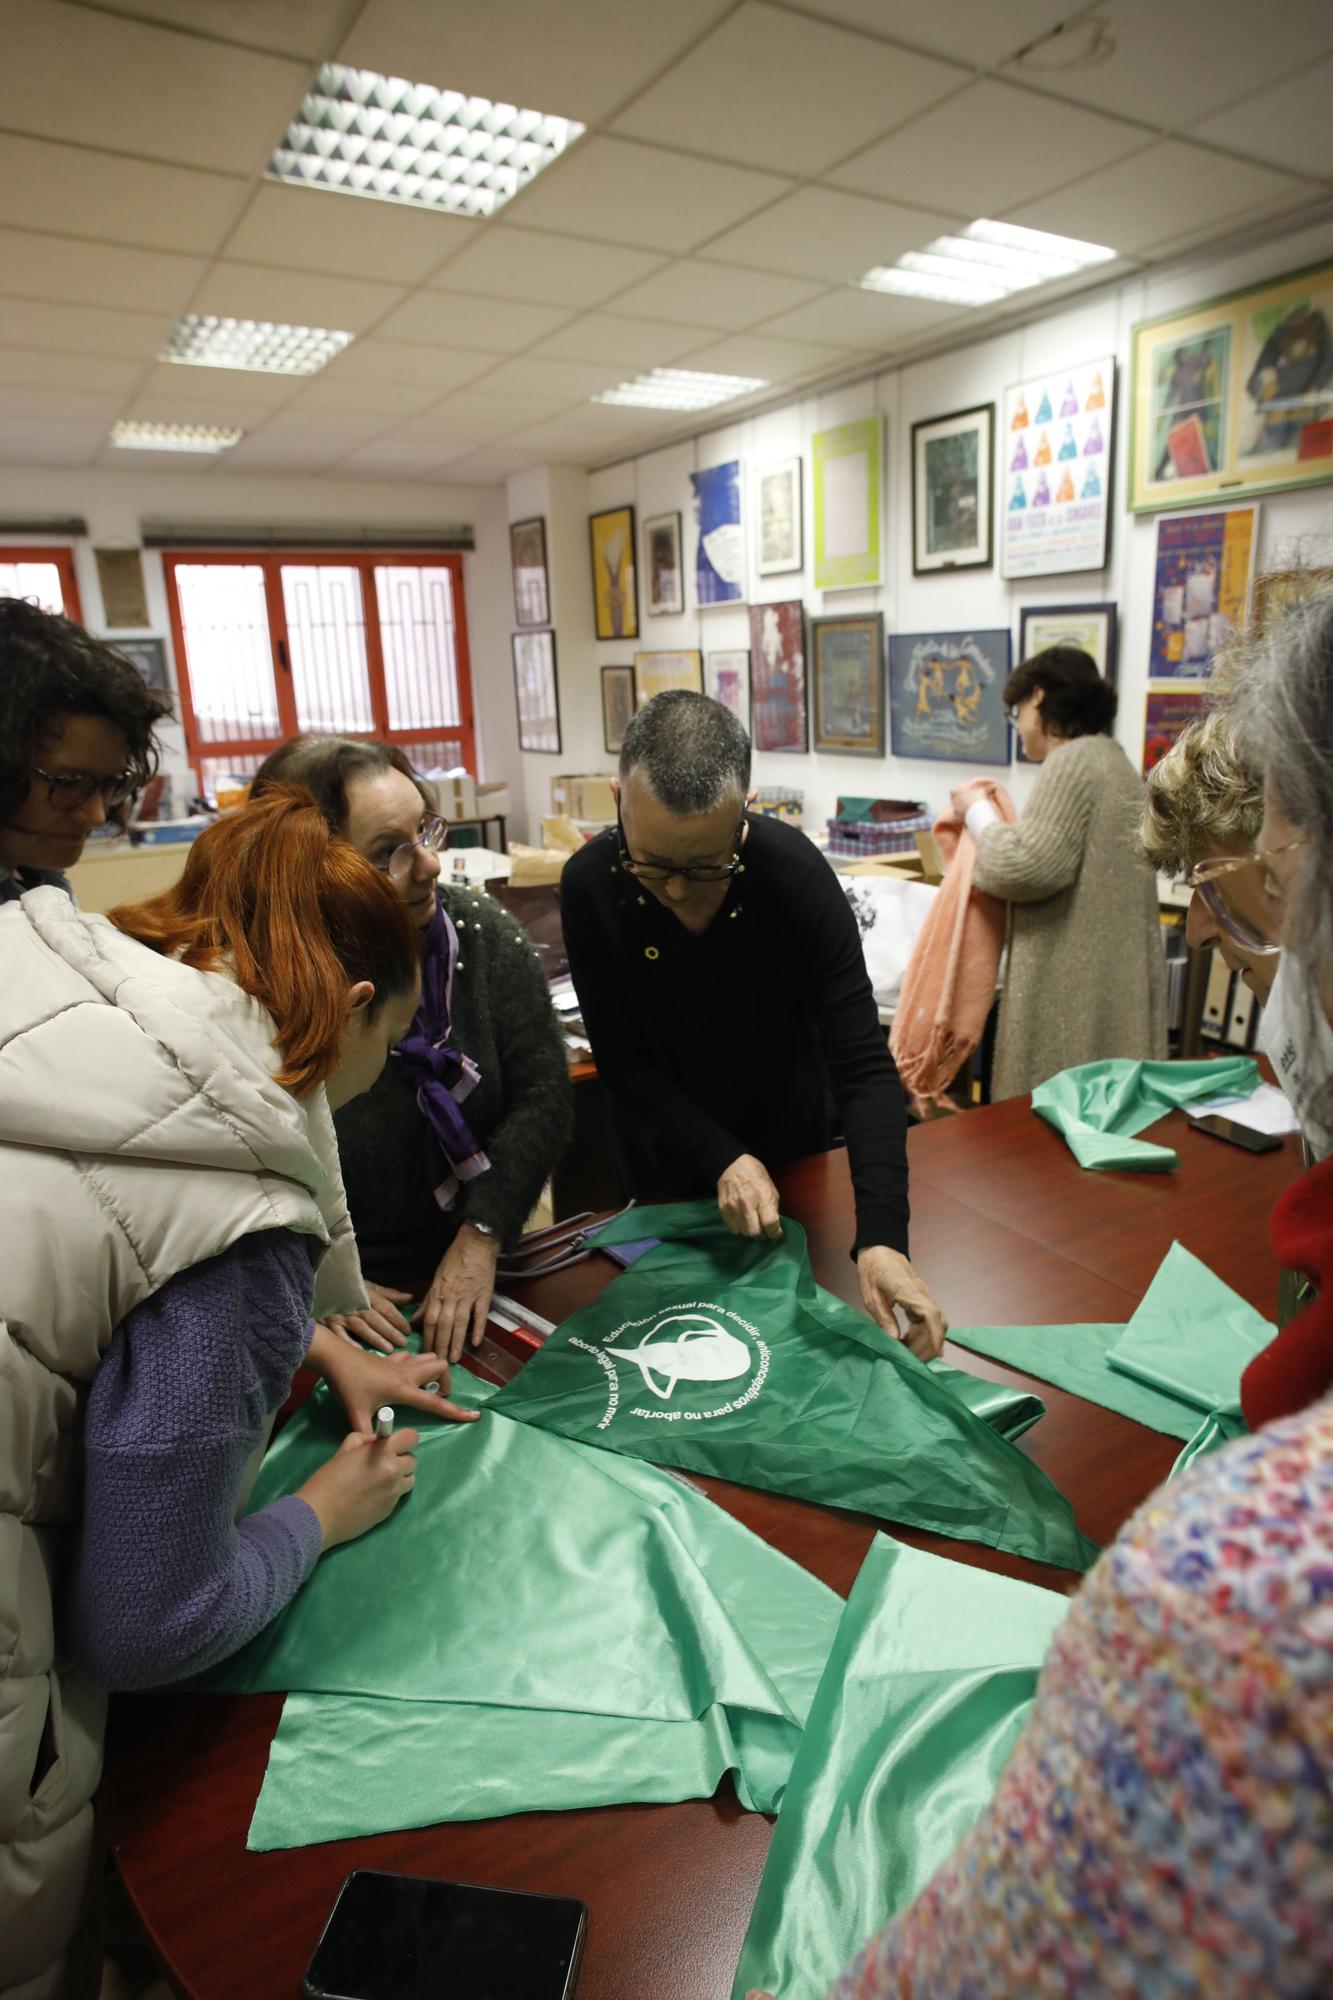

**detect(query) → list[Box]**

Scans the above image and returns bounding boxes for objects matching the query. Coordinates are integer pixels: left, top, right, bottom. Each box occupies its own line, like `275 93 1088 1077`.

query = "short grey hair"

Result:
619 689 751 816
1229 579 1333 1027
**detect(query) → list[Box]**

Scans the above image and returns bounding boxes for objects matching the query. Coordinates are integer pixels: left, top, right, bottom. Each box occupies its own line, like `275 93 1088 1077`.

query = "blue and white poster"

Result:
690 459 744 606
888 629 1011 766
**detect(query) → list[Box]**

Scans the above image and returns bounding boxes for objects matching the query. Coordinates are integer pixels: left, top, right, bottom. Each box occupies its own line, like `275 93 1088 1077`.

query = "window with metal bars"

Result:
163 550 476 798
0 546 83 620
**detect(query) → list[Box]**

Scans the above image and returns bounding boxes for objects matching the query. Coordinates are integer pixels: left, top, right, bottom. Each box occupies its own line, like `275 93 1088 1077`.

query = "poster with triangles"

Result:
1002 356 1115 579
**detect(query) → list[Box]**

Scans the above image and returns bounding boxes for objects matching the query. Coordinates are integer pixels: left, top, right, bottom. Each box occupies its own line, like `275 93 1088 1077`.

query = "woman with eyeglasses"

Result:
252 737 573 1362
0 595 168 903
949 644 1166 1100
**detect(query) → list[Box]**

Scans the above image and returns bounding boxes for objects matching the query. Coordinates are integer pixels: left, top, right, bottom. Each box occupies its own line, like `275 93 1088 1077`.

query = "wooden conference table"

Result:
101 1098 1304 2000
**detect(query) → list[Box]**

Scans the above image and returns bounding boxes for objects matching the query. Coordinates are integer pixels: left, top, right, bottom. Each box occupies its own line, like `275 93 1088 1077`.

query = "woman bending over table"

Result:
253 737 573 1362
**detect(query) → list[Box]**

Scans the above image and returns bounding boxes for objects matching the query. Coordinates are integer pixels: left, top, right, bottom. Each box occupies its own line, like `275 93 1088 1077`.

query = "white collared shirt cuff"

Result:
964 799 1000 839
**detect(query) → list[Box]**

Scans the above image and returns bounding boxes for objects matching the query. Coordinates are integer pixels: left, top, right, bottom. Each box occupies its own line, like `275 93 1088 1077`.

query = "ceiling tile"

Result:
0 417 107 466
339 0 735 127
95 441 224 472
323 341 501 390
223 183 479 286
190 261 406 335
828 80 1151 216
0 298 170 361
1004 141 1312 256
795 0 1081 68
757 285 964 348
251 409 389 445
134 360 304 406
334 440 472 479
427 226 666 309
281 377 446 419
503 138 793 256
406 390 569 444
437 447 546 482
76 0 352 58
0 133 248 257
608 259 827 331
503 404 677 461
612 2 966 177
5 2 310 175
374 291 573 352
1000 0 1333 129
676 331 855 384
1188 55 1333 182
0 229 204 314
216 433 352 473
532 313 717 368
0 385 124 424
123 391 284 429
474 355 622 399
0 343 142 394
701 187 956 282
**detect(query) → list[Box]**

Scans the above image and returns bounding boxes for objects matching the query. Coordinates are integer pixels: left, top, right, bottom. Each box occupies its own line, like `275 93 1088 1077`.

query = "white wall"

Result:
0 463 518 803
516 213 1333 839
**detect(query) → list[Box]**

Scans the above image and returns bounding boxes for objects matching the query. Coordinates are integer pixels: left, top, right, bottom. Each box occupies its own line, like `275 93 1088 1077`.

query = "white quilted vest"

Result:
0 889 367 1999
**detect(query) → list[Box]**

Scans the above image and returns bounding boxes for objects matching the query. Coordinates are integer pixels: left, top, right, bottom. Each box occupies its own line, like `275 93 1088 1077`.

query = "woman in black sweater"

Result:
254 737 572 1360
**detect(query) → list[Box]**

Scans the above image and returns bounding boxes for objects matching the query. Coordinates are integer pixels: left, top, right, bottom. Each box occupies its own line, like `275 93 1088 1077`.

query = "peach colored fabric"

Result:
889 782 1016 1114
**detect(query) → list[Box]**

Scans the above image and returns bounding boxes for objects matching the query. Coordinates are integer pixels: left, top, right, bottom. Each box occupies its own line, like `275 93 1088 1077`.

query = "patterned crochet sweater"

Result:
973 732 1167 1100
831 1390 1333 2000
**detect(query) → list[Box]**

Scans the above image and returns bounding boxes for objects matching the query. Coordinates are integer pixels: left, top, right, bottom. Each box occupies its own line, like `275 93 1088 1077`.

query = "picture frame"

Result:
888 629 1011 766
1148 506 1258 682
748 599 808 752
1129 260 1333 513
1143 689 1210 773
109 634 170 692
754 455 803 576
812 414 882 591
911 404 993 574
1001 357 1114 578
634 649 703 705
509 516 550 628
705 649 751 729
588 505 639 640
689 460 744 606
642 510 684 616
1016 603 1118 762
601 664 635 755
1251 565 1333 633
511 630 561 754
812 613 885 755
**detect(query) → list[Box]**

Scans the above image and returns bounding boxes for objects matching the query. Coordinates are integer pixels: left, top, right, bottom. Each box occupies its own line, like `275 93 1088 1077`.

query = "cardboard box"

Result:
550 773 616 822
476 780 511 818
425 770 477 821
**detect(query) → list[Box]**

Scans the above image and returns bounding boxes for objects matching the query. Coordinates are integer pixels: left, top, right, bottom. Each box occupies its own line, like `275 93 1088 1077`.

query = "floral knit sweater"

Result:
830 1389 1333 2000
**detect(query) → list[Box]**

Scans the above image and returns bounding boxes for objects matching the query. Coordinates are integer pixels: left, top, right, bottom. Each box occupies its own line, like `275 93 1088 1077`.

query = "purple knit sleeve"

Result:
69 1227 325 1692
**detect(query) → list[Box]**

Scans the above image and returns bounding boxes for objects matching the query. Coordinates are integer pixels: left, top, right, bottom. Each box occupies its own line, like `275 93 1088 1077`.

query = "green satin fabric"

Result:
731 1535 1070 2000
1170 1400 1247 1478
498 1201 1097 1573
930 1362 1043 1441
1032 1055 1259 1170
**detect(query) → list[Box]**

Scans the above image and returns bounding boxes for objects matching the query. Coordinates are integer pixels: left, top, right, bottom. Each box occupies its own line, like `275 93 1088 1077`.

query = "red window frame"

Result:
0 545 84 620
162 549 476 783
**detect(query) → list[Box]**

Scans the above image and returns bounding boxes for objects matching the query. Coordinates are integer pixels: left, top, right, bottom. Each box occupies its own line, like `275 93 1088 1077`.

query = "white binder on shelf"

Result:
1200 953 1233 1040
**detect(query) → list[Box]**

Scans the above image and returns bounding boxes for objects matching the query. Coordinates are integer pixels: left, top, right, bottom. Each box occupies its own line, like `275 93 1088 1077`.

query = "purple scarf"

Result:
394 902 491 1211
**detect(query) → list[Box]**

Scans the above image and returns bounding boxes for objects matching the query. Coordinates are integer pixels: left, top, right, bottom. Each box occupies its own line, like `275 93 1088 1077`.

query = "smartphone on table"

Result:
1185 1112 1284 1155
301 1870 586 2000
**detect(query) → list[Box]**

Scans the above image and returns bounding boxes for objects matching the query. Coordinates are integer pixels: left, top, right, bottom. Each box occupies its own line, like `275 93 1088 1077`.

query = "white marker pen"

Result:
374 1405 394 1440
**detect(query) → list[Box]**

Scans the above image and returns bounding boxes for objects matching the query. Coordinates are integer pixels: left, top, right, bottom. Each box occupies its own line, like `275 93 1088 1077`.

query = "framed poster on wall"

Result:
512 630 561 754
1001 357 1114 579
690 460 744 605
812 415 882 590
509 517 549 627
1015 603 1117 762
642 511 684 615
705 649 751 728
601 664 635 754
811 614 884 756
1129 260 1333 513
1147 506 1258 681
911 404 993 574
888 630 1011 766
754 456 802 576
748 599 807 752
634 649 703 704
589 505 638 640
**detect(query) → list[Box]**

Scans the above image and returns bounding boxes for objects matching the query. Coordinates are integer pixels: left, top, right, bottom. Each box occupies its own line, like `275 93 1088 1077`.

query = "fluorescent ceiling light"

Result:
859 219 1116 309
160 315 354 376
110 420 244 453
268 63 584 218
594 368 769 412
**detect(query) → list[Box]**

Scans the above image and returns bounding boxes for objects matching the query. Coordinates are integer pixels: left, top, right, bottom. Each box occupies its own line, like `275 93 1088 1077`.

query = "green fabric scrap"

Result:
1032 1056 1259 1170
1105 1240 1275 1409
732 1535 1070 2000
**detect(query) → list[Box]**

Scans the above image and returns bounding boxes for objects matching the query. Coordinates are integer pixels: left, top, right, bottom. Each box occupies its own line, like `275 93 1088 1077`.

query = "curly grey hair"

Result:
1139 706 1265 875
619 689 751 817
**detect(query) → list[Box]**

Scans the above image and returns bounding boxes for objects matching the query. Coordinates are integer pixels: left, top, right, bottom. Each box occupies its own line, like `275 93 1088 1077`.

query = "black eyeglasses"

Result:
617 810 745 884
30 763 137 811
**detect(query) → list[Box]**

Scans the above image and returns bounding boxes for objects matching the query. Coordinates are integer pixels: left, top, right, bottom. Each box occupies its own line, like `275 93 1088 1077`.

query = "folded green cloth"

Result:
1032 1056 1259 1169
732 1535 1070 2000
949 1241 1269 1444
496 1201 1097 1574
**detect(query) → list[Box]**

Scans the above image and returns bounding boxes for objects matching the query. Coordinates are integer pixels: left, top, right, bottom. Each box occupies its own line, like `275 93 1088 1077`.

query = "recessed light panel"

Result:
595 368 769 412
160 315 354 376
110 420 244 453
860 219 1116 308
268 64 585 218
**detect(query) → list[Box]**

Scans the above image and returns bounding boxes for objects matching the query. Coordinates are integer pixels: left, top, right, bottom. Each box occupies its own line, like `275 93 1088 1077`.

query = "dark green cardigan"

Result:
334 884 574 1286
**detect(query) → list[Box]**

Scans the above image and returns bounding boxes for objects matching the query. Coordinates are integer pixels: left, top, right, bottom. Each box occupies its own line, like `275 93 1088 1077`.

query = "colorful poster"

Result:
1001 357 1114 579
705 649 751 728
748 600 807 752
812 416 882 590
888 630 1011 766
689 460 744 606
1148 506 1258 680
1143 689 1209 773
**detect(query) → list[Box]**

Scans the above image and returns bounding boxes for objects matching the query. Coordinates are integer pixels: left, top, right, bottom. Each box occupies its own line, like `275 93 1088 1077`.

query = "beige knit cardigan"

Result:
972 732 1168 1101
